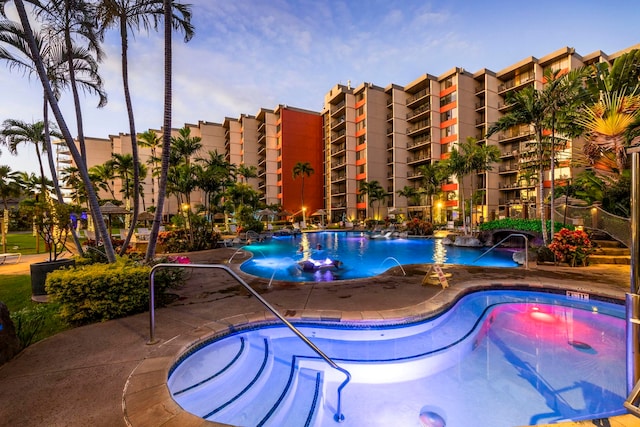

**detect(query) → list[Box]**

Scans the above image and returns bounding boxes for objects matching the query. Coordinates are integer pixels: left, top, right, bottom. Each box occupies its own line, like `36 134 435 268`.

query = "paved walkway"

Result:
0 248 639 426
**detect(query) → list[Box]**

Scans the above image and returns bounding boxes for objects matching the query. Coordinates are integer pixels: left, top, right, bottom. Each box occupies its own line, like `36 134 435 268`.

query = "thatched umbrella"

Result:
99 202 130 236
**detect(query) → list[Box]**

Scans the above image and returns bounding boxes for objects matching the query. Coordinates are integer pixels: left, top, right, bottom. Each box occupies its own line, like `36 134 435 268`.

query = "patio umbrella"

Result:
99 202 130 237
311 209 327 225
137 211 154 227
277 210 292 217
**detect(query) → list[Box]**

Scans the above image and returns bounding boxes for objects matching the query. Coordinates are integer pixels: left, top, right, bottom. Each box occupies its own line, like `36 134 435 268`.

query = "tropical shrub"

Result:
479 218 573 234
45 257 186 325
548 228 595 267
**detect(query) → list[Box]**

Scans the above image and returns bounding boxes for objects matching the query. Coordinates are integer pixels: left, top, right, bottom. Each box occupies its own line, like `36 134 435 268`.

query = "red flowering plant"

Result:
548 228 594 267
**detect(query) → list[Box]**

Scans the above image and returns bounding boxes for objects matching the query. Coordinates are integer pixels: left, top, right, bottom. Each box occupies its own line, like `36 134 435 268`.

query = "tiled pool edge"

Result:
122 278 633 427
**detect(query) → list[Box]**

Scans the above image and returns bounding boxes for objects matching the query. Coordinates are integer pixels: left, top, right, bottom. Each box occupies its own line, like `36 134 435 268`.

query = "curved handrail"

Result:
148 263 350 423
472 233 528 269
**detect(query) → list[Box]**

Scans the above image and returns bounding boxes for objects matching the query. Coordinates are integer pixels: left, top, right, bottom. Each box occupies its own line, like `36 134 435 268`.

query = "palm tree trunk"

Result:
549 113 556 243
118 17 140 255
536 128 548 246
146 0 172 262
13 0 116 262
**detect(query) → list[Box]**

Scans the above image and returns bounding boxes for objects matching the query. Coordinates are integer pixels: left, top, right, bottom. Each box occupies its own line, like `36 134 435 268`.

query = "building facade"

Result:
58 43 639 226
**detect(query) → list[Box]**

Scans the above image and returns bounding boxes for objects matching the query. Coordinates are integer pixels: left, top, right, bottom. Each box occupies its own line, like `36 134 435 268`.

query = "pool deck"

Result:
1 248 639 426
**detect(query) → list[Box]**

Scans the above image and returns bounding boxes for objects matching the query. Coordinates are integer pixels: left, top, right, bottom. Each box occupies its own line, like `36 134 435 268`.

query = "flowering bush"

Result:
405 218 433 236
548 228 594 267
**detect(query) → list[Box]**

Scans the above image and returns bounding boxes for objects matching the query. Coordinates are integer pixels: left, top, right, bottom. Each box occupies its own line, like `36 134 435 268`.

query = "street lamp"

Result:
302 206 307 228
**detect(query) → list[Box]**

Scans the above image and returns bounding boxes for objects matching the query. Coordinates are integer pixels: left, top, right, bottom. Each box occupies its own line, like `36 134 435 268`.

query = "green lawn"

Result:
0 274 71 345
2 232 46 256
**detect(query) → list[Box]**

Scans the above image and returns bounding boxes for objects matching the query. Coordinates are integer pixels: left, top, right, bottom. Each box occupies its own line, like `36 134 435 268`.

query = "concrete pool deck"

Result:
0 248 639 427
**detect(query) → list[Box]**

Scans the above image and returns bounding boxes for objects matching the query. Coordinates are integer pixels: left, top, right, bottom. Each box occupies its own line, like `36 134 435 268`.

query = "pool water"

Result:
240 231 518 282
168 289 626 427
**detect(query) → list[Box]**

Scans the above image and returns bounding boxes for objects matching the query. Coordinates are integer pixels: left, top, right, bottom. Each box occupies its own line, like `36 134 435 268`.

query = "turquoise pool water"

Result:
239 231 518 282
168 289 626 426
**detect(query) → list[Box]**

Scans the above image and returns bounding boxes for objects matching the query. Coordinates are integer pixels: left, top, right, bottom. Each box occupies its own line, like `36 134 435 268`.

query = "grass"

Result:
0 274 71 345
2 232 46 256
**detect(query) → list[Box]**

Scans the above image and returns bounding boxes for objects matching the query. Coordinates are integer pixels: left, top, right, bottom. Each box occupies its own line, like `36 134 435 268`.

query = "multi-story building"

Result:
58 43 639 227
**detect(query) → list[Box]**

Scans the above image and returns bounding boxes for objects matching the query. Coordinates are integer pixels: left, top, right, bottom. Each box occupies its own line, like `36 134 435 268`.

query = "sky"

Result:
0 0 638 176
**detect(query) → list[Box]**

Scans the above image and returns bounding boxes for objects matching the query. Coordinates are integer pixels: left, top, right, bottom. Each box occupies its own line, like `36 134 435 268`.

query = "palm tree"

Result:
138 129 161 205
579 90 640 173
358 180 386 221
292 161 314 212
467 139 500 231
0 19 105 206
417 161 447 223
96 0 194 250
541 68 590 235
442 145 472 234
146 0 194 262
237 164 257 184
0 119 50 190
170 125 202 166
5 0 116 261
89 162 117 199
396 185 419 219
487 86 550 243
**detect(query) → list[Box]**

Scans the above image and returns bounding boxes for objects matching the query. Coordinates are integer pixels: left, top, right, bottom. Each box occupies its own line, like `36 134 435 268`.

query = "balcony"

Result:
406 88 429 108
331 129 346 143
407 135 431 149
498 165 518 174
330 101 346 115
406 103 431 122
406 120 430 136
407 153 431 165
331 117 346 130
497 72 535 94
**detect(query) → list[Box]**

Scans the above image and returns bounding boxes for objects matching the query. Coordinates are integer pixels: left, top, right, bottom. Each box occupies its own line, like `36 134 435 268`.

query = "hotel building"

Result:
58 43 639 225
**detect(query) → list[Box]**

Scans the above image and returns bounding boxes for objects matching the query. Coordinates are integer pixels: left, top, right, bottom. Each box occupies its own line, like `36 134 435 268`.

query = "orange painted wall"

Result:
280 108 324 215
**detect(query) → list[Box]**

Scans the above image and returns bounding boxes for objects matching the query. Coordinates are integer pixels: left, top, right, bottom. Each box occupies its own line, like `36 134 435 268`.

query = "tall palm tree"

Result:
443 145 472 234
292 161 314 212
467 139 500 231
0 19 105 205
170 125 202 166
147 0 193 261
541 67 590 236
4 0 116 261
96 0 194 251
487 86 550 243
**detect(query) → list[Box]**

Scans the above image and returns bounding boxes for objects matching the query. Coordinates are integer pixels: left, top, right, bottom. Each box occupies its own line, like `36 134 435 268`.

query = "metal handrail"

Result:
148 263 350 422
472 233 529 269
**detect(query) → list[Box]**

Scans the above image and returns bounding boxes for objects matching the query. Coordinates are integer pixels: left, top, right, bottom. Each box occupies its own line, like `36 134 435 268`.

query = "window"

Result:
356 119 366 132
442 76 454 89
440 124 456 137
357 135 366 145
356 105 365 116
440 109 456 122
356 149 366 161
440 92 456 107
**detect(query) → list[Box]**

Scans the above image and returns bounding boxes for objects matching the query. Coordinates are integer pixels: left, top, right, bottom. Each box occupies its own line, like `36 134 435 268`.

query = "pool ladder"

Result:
472 233 529 268
148 263 351 423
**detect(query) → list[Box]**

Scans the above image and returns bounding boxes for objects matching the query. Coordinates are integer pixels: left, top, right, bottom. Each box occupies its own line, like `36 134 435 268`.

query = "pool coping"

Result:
122 276 630 427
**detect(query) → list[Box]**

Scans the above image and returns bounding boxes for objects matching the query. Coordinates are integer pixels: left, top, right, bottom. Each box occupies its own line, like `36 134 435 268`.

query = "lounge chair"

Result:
0 253 21 264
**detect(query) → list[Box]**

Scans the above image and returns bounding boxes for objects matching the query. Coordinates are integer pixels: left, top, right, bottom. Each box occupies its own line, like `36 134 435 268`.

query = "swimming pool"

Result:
239 231 518 282
167 289 626 427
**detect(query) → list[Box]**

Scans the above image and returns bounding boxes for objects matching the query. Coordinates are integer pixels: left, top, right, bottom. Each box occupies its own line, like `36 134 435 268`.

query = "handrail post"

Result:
148 263 349 422
473 233 528 269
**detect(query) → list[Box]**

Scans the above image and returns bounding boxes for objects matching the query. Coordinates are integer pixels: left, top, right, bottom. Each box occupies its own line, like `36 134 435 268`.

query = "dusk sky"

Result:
0 0 638 176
